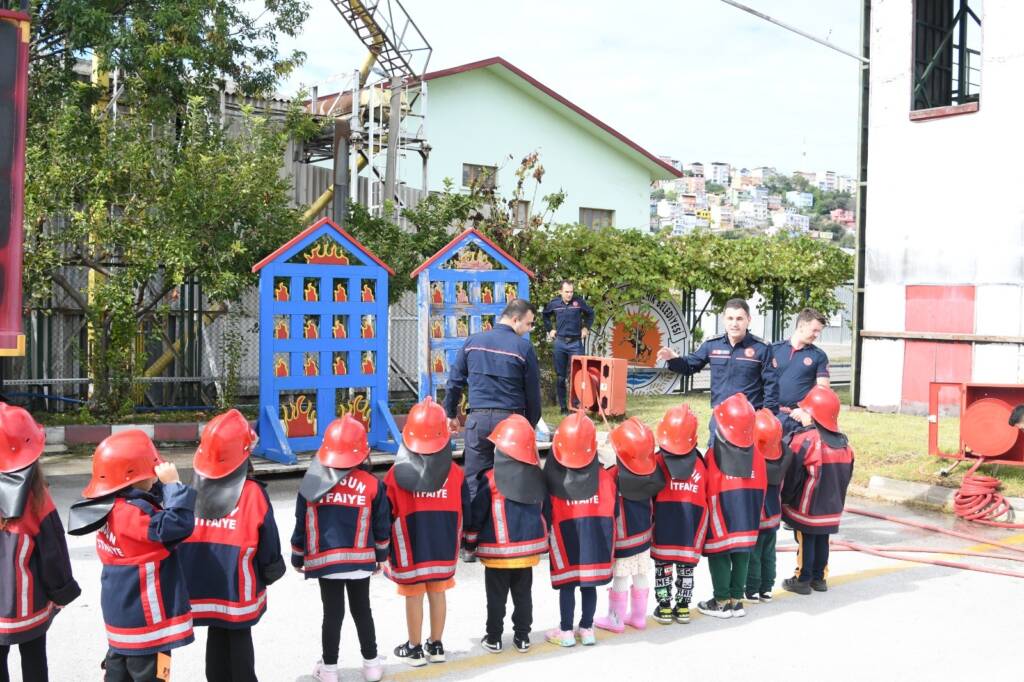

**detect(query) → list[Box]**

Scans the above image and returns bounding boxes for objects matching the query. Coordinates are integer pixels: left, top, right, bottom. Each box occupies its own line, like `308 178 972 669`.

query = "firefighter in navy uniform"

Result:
0 403 80 682
781 386 854 595
770 308 831 436
595 418 665 634
386 397 471 668
464 414 548 654
543 411 617 648
657 298 777 445
292 415 391 682
745 409 790 603
179 409 285 682
650 404 708 625
697 393 766 620
542 281 595 414
68 430 196 682
445 299 542 504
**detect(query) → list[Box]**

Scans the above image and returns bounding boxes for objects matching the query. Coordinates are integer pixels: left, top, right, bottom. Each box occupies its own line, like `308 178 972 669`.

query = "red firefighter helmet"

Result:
656 404 699 455
82 430 164 499
0 403 46 473
318 415 370 469
402 396 451 454
487 414 539 465
609 417 657 475
551 410 597 469
714 393 756 448
798 385 841 432
193 409 257 479
754 408 783 461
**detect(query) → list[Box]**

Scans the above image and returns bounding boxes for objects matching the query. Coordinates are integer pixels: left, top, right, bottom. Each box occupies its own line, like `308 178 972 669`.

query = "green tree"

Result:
706 182 727 194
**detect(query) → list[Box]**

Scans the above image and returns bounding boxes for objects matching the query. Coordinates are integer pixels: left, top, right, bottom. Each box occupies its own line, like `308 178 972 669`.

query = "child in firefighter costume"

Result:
465 414 547 654
292 415 391 682
650 404 707 625
745 409 789 602
68 430 196 681
594 417 665 633
543 411 617 647
781 386 854 595
179 409 285 682
0 404 80 682
696 393 766 619
385 397 470 667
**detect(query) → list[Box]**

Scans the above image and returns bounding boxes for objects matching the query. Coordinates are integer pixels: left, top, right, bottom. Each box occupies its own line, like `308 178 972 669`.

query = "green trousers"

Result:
707 552 751 602
745 528 778 594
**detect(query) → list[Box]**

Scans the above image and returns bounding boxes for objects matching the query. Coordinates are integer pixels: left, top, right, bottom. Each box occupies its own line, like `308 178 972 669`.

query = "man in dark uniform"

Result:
542 280 595 414
771 307 831 436
445 298 542 499
656 298 777 443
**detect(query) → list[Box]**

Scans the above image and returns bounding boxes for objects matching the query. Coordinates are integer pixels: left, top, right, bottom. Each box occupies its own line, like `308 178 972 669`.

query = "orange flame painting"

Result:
456 318 468 337
304 241 350 265
481 285 493 304
274 357 289 377
274 281 289 302
455 283 469 304
482 318 493 331
274 319 289 339
333 355 347 375
431 319 443 339
304 354 319 377
361 284 374 303
361 318 374 339
281 395 317 438
431 283 443 305
304 318 319 339
334 283 348 302
337 393 371 430
504 283 517 301
361 351 375 375
333 318 347 339
304 282 319 302
432 352 446 374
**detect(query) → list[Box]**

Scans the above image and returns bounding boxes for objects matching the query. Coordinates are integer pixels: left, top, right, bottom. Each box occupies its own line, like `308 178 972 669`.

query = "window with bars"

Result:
579 207 615 230
513 200 530 228
462 163 497 191
912 0 982 111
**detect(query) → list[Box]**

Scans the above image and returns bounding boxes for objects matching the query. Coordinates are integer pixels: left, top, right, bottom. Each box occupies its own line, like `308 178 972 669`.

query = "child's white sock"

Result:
324 663 338 672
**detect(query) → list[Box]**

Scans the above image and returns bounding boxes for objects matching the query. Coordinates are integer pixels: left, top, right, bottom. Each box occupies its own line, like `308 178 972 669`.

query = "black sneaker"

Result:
731 600 746 618
810 579 828 592
782 578 812 595
653 603 674 625
394 641 426 667
744 591 760 602
673 603 691 624
460 547 477 563
696 599 732 619
481 635 502 654
759 591 773 603
513 634 530 653
425 639 446 663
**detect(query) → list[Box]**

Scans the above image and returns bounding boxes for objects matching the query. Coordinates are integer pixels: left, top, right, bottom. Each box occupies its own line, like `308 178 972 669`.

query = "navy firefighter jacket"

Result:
444 323 542 426
291 468 392 578
95 483 197 656
464 469 547 560
179 479 285 629
0 488 81 646
666 332 777 411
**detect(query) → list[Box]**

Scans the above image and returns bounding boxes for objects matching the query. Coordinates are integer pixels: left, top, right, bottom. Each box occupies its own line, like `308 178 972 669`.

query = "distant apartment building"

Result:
830 208 856 228
679 194 697 212
785 190 814 209
730 167 750 189
766 194 782 210
795 171 817 185
837 175 857 194
688 162 705 177
711 204 734 230
785 211 811 231
658 156 683 172
680 175 706 194
751 166 777 183
819 170 838 192
708 162 731 186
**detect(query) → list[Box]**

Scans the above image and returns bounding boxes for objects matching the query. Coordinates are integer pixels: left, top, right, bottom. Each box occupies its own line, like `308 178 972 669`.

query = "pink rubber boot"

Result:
625 587 650 630
594 588 628 633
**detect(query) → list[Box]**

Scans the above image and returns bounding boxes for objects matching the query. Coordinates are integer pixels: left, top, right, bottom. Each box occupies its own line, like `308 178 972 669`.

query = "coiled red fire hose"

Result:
950 459 1024 528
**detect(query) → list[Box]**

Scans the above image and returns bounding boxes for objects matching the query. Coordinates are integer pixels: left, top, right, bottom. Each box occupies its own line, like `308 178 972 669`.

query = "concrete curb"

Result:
41 420 256 447
862 475 1024 514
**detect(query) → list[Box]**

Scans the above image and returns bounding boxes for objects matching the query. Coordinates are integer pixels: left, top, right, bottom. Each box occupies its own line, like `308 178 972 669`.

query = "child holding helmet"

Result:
465 414 547 654
543 411 617 647
0 403 81 682
68 430 196 681
745 409 789 603
594 417 665 633
292 415 392 682
179 409 285 682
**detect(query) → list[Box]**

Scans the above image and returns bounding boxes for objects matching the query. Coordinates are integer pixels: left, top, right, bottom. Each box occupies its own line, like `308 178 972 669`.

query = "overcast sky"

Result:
275 0 862 175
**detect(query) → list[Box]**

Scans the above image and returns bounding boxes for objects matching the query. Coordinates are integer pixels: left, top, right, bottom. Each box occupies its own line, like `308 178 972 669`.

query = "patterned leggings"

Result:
654 561 694 606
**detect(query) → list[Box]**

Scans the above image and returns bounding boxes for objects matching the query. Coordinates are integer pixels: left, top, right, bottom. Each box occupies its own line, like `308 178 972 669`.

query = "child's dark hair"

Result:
0 464 47 528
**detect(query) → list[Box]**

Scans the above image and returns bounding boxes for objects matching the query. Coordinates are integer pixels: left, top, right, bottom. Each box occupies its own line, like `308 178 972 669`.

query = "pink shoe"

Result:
362 656 384 682
625 587 650 630
577 627 597 645
546 627 576 647
313 660 339 682
593 588 628 633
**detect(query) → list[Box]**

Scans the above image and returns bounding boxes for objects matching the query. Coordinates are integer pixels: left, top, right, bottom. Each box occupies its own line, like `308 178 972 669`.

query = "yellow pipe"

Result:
142 303 227 379
302 187 334 223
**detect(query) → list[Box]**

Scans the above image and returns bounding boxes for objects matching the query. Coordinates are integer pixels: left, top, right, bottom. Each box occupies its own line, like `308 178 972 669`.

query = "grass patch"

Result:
541 391 1024 499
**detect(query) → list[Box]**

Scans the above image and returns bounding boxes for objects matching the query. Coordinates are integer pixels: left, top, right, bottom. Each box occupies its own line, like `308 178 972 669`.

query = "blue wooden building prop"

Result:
410 228 533 408
251 217 400 463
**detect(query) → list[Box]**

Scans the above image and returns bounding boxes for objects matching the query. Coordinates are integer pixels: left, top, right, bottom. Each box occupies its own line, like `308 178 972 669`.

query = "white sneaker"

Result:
362 656 384 682
313 660 339 682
